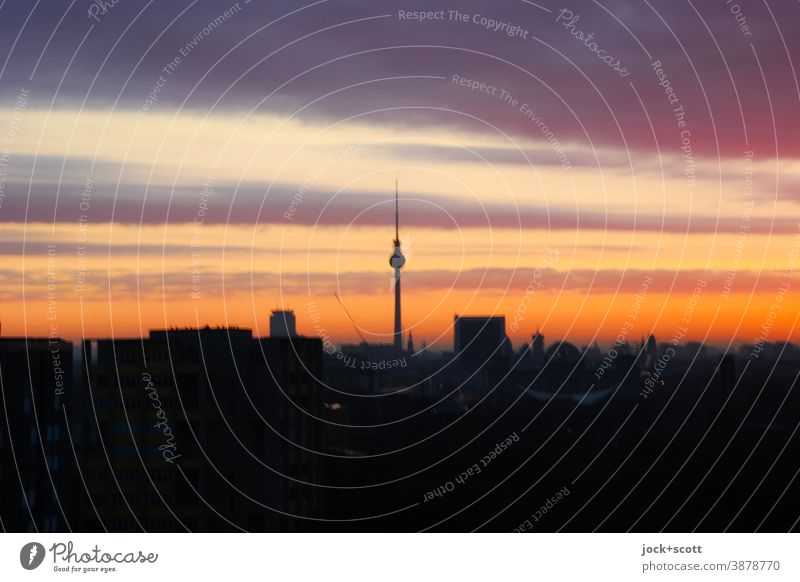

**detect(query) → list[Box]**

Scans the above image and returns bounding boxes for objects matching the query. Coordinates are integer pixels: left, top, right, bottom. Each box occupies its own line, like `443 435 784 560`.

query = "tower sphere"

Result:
390 247 405 269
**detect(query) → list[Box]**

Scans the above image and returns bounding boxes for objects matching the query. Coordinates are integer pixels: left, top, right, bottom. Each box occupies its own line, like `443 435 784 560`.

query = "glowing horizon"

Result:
2 2 799 350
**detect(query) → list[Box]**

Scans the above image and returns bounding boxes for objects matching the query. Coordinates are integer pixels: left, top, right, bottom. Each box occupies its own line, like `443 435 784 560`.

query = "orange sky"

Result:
1 109 799 348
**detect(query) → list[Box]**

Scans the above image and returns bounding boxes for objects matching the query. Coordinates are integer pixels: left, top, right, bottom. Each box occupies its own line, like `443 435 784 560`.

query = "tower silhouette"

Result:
389 180 405 350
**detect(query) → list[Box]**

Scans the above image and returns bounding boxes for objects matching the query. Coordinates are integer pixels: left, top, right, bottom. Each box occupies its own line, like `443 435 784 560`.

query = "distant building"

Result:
534 341 578 391
453 315 510 371
681 341 706 360
270 310 297 338
644 334 658 369
530 330 546 367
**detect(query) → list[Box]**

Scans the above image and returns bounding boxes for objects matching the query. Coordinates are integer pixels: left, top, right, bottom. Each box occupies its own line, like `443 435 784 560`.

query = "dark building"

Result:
530 330 545 367
644 334 658 370
453 315 510 370
4 326 800 533
269 310 297 338
0 337 74 532
79 327 322 531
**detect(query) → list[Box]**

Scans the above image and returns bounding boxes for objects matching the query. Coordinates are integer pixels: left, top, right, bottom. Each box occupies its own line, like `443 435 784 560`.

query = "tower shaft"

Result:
389 179 405 351
394 271 402 349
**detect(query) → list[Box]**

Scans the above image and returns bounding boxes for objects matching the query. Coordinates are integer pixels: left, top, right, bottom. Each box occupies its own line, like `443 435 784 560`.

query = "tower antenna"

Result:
395 178 399 242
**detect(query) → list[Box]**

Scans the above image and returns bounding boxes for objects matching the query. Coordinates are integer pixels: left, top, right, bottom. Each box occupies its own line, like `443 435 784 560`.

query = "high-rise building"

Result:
270 309 297 338
389 181 405 350
80 327 322 531
0 337 74 532
453 315 510 369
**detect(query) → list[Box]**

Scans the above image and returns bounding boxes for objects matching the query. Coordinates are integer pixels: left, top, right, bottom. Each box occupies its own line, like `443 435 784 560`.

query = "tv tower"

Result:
389 180 405 350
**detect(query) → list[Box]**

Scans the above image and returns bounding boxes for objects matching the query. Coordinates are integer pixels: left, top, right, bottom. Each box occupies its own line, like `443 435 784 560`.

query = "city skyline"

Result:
3 0 800 544
2 184 798 347
0 2 798 348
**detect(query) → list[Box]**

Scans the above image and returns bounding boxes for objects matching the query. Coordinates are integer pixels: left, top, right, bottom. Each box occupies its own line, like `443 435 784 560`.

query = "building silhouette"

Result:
453 315 510 368
78 327 321 531
0 337 74 532
269 309 297 338
530 330 545 367
3 325 800 532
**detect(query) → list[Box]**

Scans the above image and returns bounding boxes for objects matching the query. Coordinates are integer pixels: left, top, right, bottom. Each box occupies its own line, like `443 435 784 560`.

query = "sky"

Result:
0 0 799 349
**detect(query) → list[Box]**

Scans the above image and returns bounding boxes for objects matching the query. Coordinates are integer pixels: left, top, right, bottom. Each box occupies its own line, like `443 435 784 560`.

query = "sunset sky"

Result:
0 0 799 349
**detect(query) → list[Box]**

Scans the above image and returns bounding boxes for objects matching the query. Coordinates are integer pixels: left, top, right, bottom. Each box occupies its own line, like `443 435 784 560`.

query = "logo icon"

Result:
20 542 45 570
